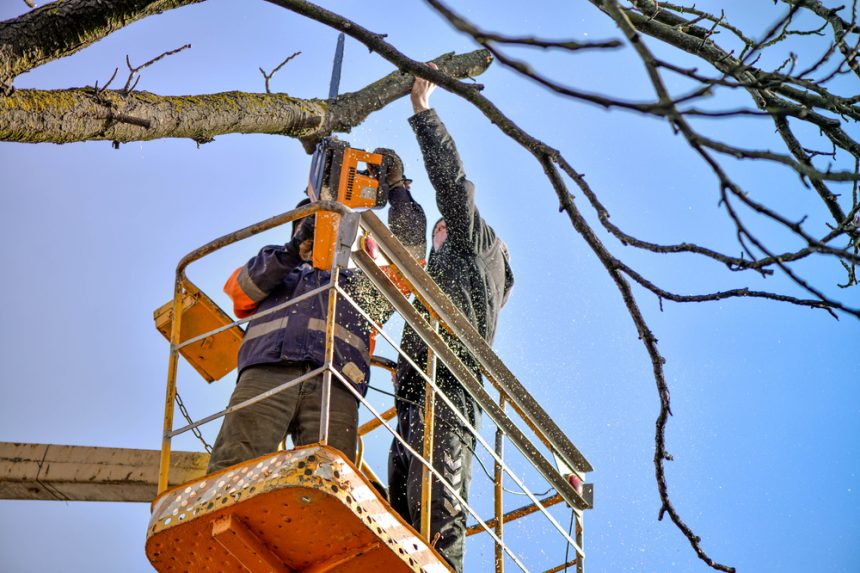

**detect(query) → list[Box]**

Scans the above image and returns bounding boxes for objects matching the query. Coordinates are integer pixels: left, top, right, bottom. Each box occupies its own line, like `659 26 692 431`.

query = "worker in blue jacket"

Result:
207 155 426 474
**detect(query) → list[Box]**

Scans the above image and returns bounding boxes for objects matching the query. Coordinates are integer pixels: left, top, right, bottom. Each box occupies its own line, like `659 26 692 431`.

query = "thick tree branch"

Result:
0 89 324 143
0 49 492 144
305 49 492 150
0 0 205 92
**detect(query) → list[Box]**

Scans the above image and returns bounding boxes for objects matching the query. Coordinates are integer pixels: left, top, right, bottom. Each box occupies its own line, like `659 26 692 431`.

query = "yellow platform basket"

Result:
146 445 453 573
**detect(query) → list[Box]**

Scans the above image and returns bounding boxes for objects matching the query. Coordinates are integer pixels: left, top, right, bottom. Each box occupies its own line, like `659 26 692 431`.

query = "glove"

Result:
373 147 408 189
292 215 315 244
287 215 315 262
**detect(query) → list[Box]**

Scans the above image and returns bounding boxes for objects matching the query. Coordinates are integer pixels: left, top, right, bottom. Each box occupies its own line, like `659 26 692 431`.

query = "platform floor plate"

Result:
146 445 452 573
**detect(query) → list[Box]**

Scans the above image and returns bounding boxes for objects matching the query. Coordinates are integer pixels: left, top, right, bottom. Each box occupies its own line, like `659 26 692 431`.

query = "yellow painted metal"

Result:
319 268 340 446
543 560 578 573
312 211 341 270
420 319 439 541
484 372 556 453
356 440 384 487
465 494 565 537
576 511 585 573
158 279 184 494
147 202 594 571
146 445 453 573
153 203 351 499
212 514 292 573
494 396 506 573
153 278 244 383
358 406 396 436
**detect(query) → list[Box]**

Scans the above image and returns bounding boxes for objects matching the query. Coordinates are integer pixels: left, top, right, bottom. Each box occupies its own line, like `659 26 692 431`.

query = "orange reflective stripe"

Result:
224 267 258 318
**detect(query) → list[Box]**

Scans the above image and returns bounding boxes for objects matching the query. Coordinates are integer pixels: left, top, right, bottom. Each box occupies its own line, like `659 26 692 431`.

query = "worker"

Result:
207 155 426 474
387 65 515 572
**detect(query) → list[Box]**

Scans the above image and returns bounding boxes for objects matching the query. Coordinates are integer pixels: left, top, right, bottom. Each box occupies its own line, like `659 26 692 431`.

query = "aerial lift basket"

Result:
145 444 453 573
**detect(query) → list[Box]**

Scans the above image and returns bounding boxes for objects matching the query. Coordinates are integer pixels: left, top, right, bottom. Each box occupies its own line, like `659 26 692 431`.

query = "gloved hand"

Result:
292 215 315 243
288 215 315 262
373 147 408 190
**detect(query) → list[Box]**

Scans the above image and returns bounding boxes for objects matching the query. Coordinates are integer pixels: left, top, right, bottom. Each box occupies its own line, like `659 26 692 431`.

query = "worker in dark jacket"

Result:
388 65 514 572
207 158 426 474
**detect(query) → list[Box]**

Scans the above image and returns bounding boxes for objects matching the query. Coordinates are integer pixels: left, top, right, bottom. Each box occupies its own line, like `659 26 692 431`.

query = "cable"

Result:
564 508 574 572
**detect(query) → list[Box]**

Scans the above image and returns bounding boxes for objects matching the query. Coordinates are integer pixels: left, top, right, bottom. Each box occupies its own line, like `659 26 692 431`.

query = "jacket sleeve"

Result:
345 186 427 326
409 108 495 253
388 184 427 261
223 244 303 318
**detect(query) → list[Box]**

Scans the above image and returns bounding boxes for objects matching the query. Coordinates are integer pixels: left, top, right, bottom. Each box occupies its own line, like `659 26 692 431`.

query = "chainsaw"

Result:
305 33 391 270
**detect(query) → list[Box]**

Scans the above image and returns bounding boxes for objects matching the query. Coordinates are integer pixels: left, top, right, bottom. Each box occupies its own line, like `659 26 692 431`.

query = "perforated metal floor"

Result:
146 445 452 573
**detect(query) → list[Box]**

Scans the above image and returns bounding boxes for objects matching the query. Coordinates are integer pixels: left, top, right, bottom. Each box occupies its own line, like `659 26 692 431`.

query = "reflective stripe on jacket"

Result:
228 262 379 393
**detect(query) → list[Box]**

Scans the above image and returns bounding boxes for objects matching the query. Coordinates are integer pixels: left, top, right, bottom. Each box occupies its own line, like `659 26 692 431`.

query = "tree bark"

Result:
0 49 492 144
0 0 205 91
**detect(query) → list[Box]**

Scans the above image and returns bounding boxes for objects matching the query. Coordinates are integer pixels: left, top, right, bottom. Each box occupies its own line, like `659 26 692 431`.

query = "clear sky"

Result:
1 1 858 572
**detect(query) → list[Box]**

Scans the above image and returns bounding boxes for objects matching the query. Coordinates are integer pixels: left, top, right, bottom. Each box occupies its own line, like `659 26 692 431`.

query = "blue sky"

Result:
1 1 858 572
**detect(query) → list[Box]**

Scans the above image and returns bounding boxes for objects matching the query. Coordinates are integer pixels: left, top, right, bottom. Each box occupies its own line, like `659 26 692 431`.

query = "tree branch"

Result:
0 49 492 145
0 0 205 92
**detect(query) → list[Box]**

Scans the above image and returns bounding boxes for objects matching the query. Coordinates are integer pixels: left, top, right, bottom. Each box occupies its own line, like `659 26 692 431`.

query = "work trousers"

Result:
388 384 478 573
207 362 359 474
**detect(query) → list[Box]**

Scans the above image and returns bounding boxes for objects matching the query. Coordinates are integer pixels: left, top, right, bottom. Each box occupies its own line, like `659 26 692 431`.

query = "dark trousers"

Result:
388 384 478 573
207 362 359 474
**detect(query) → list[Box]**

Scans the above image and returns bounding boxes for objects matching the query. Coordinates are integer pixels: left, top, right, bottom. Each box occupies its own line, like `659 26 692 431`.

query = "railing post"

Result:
319 267 340 446
576 512 585 573
420 318 438 541
494 394 506 573
158 278 185 493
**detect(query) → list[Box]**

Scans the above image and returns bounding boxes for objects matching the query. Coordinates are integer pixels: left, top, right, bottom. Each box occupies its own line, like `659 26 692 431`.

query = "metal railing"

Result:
157 203 594 573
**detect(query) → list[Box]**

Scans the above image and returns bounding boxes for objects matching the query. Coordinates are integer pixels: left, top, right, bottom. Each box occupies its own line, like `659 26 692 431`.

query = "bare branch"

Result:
259 51 302 94
695 133 860 182
421 5 622 52
3 0 856 570
123 44 191 93
776 0 860 79
619 262 840 319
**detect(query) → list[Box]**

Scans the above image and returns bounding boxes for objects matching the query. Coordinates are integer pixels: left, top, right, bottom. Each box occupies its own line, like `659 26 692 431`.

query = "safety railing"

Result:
157 202 594 573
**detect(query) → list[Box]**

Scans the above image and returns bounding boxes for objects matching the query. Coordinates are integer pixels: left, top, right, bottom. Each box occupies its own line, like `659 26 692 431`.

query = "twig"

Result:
123 43 191 93
93 68 119 94
259 51 301 94
471 32 622 51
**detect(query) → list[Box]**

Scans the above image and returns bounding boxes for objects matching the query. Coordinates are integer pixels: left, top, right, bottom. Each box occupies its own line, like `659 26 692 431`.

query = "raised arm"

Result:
388 184 427 261
408 66 494 252
344 183 427 325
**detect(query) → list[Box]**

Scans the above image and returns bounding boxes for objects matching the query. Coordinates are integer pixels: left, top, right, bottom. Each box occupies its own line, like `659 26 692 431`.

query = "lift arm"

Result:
0 442 208 502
